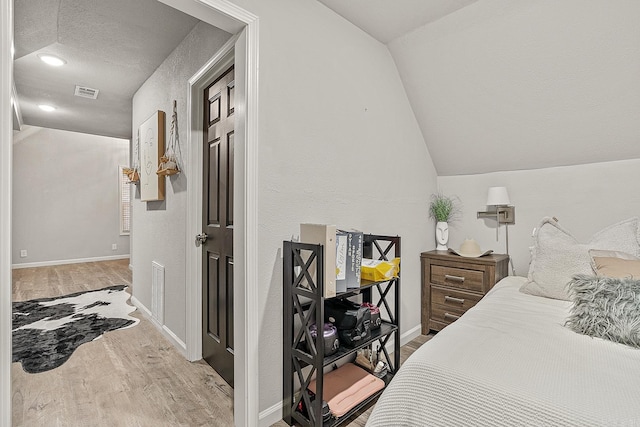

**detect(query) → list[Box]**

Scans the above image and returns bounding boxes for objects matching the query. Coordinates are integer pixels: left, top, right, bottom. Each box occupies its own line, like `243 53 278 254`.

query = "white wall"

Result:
12 126 130 266
131 22 232 343
388 0 640 175
133 2 438 418
224 0 438 416
438 159 640 277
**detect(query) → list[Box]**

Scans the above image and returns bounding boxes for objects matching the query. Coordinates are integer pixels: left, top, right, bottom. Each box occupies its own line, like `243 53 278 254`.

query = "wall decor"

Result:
157 100 181 176
139 110 165 201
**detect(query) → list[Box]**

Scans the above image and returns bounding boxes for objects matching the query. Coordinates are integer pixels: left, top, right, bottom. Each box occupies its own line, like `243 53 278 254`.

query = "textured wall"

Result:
389 0 640 175
131 22 232 343
221 0 439 415
12 126 130 265
438 159 640 277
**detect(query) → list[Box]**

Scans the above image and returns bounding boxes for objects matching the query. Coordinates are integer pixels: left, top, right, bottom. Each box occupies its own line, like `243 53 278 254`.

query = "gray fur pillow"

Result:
565 274 640 348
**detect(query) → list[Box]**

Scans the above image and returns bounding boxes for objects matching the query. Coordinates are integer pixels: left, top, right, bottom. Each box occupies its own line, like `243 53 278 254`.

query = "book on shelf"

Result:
299 224 364 297
337 229 363 291
300 223 337 298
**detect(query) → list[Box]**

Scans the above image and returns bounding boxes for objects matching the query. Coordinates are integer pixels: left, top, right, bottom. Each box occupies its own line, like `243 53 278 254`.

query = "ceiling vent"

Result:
74 85 99 100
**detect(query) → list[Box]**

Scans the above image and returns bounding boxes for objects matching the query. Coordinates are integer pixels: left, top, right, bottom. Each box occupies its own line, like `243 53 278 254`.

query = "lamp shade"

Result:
486 186 510 206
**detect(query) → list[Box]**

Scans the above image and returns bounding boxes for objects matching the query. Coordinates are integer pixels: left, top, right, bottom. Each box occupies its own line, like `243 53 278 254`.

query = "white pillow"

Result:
520 217 640 300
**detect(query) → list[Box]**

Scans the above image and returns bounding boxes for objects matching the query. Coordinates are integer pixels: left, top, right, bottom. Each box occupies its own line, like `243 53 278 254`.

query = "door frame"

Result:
0 1 260 426
186 37 235 365
0 0 13 425
185 36 236 365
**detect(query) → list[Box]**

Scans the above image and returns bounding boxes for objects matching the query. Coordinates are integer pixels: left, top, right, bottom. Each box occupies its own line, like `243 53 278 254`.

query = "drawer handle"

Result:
444 274 465 282
444 312 460 321
444 296 465 304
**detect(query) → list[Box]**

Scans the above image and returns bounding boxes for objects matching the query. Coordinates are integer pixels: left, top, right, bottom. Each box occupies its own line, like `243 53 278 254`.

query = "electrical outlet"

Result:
20 249 27 258
112 244 117 250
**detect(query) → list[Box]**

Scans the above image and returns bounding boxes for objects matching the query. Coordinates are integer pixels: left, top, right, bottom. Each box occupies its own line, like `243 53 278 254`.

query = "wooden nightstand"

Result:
421 250 509 334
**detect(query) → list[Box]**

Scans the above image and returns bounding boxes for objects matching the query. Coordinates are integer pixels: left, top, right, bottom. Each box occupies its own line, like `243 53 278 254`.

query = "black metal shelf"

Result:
292 373 395 427
300 277 398 310
283 234 401 427
295 322 398 368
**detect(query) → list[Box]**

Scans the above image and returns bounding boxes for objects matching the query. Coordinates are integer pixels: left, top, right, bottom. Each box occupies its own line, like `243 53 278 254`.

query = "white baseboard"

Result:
259 401 283 427
130 295 188 358
383 323 423 355
12 254 130 269
261 323 424 427
162 325 187 357
400 323 422 347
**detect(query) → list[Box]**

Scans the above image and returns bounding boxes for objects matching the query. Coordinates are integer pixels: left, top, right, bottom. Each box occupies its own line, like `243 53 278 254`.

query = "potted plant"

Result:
429 193 461 250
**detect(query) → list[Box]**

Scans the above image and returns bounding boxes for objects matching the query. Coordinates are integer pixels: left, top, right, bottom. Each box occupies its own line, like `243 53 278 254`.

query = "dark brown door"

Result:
202 65 234 386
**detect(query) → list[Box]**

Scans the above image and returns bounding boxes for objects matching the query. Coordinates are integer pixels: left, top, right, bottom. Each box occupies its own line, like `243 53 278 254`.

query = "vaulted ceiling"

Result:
319 1 640 176
316 0 479 44
13 1 640 175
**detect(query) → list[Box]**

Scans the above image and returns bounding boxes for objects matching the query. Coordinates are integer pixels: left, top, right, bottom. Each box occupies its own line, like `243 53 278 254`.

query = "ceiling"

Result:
14 1 637 176
13 0 201 139
13 0 482 142
14 0 480 140
317 1 640 175
316 0 480 44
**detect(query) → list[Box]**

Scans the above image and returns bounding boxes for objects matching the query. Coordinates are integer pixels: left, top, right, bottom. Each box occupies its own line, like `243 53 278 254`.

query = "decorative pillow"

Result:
521 217 640 300
589 249 640 279
565 274 640 348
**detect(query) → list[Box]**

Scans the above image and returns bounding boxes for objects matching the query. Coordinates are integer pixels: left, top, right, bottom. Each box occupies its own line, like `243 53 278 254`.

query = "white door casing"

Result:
0 0 13 426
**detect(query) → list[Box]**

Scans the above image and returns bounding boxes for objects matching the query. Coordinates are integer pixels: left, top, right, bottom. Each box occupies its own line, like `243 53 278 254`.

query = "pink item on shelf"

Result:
307 363 385 418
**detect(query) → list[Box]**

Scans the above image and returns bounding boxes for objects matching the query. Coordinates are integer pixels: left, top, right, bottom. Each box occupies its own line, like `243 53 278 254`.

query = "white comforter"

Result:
367 276 640 427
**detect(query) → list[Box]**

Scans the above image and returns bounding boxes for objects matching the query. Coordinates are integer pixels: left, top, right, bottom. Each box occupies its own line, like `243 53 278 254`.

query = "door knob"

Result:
195 233 208 247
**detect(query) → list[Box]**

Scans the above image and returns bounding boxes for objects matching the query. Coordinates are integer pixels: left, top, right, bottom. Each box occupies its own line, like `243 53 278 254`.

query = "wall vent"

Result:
151 261 165 325
74 85 99 99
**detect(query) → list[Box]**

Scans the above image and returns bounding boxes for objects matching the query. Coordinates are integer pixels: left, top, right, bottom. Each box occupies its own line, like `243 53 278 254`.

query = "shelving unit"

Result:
283 234 401 426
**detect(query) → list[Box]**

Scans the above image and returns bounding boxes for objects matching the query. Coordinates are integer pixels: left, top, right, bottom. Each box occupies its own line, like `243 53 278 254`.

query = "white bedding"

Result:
367 276 640 426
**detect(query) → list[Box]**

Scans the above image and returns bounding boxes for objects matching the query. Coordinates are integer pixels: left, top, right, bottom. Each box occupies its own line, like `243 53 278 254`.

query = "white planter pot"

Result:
435 221 449 251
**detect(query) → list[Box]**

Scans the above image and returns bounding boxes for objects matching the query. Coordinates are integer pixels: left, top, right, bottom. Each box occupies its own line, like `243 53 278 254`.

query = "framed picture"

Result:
139 110 165 201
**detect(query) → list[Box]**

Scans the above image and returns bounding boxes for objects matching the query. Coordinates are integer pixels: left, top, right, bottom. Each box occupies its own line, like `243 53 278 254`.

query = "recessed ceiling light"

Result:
38 104 56 112
38 54 66 67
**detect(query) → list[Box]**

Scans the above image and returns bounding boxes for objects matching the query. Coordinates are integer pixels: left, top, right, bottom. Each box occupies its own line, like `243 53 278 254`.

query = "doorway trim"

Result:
0 0 12 425
186 34 236 363
179 3 259 426
176 1 259 426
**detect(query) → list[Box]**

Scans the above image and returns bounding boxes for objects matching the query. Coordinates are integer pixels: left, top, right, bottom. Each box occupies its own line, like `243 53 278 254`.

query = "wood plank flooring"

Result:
12 260 234 427
12 260 433 426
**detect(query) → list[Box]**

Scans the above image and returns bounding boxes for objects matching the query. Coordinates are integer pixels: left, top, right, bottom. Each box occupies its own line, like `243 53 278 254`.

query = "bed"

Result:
367 217 640 426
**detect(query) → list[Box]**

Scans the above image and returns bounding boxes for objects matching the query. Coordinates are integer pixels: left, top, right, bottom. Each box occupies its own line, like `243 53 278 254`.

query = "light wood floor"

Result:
12 260 234 427
12 260 432 427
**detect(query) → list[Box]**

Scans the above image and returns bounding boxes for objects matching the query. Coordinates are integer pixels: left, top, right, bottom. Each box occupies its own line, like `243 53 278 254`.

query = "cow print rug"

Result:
12 285 140 374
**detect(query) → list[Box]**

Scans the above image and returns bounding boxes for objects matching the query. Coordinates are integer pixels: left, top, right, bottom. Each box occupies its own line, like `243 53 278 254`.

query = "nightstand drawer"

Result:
430 304 465 326
431 265 484 292
431 286 481 312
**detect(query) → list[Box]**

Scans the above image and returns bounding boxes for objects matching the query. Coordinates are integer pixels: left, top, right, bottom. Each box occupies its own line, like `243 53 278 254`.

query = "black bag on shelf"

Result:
324 299 371 347
361 302 381 330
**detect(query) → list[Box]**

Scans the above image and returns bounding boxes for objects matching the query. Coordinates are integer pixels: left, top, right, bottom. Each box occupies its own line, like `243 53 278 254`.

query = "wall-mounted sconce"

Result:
477 186 515 226
477 186 516 275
